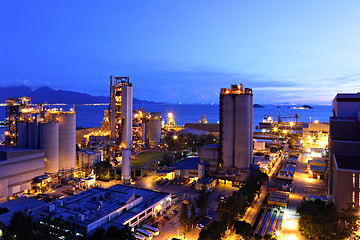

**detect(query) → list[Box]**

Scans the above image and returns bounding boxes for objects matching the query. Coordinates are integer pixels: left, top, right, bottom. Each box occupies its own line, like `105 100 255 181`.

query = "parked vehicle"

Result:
141 224 159 236
136 229 153 240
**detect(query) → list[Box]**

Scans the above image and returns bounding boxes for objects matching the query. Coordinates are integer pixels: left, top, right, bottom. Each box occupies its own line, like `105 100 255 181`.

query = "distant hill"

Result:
253 104 265 108
0 86 160 104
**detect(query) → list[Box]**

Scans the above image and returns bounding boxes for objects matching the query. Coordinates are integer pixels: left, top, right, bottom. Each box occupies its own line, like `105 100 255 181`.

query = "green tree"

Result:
198 221 227 240
89 228 106 240
89 226 135 240
217 193 248 229
337 203 359 239
297 199 338 240
105 226 135 240
180 203 190 232
234 220 253 239
254 233 263 240
195 187 210 217
264 233 277 240
94 161 113 181
190 204 197 228
4 211 37 240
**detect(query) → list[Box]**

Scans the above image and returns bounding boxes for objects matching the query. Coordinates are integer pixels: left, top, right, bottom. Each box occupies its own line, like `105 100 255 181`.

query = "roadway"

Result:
281 153 326 240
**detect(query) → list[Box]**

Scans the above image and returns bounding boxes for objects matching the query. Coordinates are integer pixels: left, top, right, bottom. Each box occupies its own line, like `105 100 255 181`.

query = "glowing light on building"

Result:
285 220 298 230
155 204 162 212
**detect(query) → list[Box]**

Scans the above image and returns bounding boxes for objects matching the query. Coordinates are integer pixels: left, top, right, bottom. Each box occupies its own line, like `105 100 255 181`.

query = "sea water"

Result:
0 103 332 134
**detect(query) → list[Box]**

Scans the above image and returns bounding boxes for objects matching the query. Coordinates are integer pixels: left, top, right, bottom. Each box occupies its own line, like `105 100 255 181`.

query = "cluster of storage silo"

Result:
140 112 162 148
17 111 76 174
220 84 253 170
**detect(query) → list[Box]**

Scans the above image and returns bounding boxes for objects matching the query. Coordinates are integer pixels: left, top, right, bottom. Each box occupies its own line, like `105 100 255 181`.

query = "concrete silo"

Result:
40 122 59 173
234 93 253 169
28 122 39 149
55 112 76 171
17 121 28 148
220 93 235 168
219 84 253 170
148 114 161 148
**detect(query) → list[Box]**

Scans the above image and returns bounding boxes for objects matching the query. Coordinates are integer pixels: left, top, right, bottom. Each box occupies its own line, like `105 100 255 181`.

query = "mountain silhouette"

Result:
0 86 160 104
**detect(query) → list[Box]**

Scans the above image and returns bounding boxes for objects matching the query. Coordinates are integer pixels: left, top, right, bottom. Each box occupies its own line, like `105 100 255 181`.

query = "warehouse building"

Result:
34 185 171 235
0 146 45 198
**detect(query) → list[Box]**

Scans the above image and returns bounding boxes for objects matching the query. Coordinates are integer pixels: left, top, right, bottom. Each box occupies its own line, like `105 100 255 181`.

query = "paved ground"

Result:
281 153 327 240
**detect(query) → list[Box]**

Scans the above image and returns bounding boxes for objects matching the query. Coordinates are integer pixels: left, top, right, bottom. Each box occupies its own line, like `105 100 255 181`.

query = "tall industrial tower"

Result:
219 84 253 170
109 76 133 183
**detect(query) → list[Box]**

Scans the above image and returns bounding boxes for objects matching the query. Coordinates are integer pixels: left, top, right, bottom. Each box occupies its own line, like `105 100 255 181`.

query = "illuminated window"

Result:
353 191 355 203
359 192 360 207
353 173 356 188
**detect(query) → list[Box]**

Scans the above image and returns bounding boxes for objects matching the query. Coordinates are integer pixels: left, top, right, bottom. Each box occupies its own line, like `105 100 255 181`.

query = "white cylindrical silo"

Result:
149 118 161 148
122 148 131 184
40 122 59 173
234 94 251 169
17 121 28 148
56 113 76 171
220 94 234 168
121 85 133 149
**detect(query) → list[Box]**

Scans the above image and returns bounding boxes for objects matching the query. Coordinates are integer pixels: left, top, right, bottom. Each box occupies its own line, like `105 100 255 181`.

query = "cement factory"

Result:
0 78 334 239
0 96 76 199
0 80 258 200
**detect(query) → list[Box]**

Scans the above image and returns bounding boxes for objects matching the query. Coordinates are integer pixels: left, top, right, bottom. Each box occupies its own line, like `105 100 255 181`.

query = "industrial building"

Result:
4 97 76 175
77 149 103 169
139 112 162 148
329 92 360 209
109 76 133 144
219 84 253 170
0 146 45 198
200 144 219 173
220 84 253 169
195 84 253 183
34 185 171 235
109 76 133 183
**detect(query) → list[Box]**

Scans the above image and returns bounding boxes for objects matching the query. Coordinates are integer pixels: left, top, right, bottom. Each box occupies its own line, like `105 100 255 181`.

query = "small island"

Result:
253 104 265 108
300 105 314 109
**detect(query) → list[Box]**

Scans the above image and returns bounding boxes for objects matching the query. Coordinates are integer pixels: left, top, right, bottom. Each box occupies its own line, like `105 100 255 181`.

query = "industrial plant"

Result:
0 96 77 199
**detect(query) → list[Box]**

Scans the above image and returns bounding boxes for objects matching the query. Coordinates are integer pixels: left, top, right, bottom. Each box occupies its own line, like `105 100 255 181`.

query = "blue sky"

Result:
1 1 360 104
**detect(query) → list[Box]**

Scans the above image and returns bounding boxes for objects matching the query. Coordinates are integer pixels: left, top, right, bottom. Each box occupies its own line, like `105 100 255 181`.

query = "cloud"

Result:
1 78 51 90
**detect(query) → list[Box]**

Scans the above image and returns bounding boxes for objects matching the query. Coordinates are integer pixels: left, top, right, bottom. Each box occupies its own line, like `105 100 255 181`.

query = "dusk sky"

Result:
1 1 360 104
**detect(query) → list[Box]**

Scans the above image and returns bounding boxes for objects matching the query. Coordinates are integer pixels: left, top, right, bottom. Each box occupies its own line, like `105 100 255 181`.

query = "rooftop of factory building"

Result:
334 92 360 99
36 185 170 227
198 177 216 184
0 146 44 153
309 165 326 173
0 197 46 226
334 154 360 171
172 157 200 170
202 144 219 149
